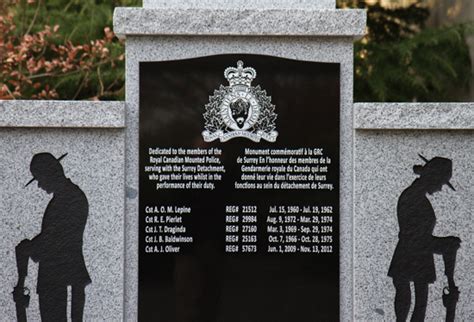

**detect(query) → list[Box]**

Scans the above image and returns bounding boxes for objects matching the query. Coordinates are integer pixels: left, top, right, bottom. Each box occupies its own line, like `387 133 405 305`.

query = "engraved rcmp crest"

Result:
202 60 278 142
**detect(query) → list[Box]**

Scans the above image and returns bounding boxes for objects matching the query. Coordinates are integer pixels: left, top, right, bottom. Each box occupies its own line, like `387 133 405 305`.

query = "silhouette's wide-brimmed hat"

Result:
417 154 455 191
25 153 67 187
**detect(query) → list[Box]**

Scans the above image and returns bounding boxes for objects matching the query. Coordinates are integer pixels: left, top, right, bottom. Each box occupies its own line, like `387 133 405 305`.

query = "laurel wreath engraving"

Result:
203 85 229 133
250 85 277 133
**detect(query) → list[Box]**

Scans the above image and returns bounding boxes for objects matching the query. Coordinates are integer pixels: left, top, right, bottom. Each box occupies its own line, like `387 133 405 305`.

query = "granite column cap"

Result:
113 8 366 39
142 0 336 10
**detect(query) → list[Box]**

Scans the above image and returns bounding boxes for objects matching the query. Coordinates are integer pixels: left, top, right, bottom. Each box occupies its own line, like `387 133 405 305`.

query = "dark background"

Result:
139 55 340 322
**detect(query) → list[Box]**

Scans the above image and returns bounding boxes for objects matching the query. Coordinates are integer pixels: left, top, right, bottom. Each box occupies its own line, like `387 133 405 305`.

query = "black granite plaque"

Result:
139 55 340 321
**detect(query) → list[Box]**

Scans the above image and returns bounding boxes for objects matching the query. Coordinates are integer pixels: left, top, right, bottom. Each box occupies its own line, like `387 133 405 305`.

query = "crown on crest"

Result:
224 61 257 87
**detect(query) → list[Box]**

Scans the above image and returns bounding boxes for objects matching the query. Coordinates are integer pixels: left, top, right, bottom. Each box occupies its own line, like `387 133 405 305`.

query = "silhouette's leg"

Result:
410 283 428 322
39 287 67 322
72 286 86 322
393 279 410 322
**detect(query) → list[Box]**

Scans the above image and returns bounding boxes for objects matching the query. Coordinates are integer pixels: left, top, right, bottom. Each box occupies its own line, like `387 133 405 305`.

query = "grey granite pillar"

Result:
0 101 126 320
354 103 474 321
114 3 366 321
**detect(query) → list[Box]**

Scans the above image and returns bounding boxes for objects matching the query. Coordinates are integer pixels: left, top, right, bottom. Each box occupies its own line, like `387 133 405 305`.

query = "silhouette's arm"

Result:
433 236 461 322
29 191 88 263
29 231 47 262
432 236 461 249
60 197 88 236
432 236 461 288
29 202 60 261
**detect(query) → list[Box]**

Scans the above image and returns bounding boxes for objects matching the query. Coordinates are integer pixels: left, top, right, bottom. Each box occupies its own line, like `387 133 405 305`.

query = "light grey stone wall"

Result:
0 101 126 320
115 4 366 319
353 103 474 321
355 102 474 130
143 0 335 10
0 100 124 128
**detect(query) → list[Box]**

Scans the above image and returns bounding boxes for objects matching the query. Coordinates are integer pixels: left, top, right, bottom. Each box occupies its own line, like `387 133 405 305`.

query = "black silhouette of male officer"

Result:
14 153 91 322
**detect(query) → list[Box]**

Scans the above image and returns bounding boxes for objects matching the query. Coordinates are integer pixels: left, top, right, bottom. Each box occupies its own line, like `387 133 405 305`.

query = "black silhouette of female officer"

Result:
388 155 461 322
15 153 91 321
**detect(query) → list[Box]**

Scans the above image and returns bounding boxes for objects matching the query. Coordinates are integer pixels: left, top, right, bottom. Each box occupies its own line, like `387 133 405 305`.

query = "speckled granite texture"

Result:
0 114 125 319
354 130 473 321
113 8 366 38
143 0 335 9
0 100 125 128
355 103 474 130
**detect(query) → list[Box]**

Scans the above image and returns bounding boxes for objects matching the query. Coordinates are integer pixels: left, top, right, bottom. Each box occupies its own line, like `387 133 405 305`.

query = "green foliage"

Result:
14 0 140 44
3 0 472 102
356 22 473 102
1 0 141 100
340 1 473 102
365 4 429 42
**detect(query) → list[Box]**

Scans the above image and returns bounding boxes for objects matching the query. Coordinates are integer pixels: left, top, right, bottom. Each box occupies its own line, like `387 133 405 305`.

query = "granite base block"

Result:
354 130 474 321
0 128 125 321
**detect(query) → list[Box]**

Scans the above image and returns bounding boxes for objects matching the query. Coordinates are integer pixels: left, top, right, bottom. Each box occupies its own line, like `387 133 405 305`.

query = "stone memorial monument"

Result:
0 0 472 321
114 0 365 320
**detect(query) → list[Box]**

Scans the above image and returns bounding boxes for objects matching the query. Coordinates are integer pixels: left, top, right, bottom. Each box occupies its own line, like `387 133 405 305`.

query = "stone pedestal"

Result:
114 3 365 321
